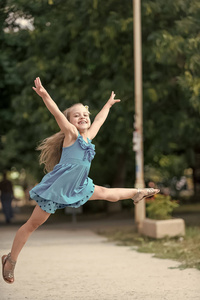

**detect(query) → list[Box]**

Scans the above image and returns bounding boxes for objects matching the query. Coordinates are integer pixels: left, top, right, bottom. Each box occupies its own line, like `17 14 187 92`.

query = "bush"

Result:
146 194 179 220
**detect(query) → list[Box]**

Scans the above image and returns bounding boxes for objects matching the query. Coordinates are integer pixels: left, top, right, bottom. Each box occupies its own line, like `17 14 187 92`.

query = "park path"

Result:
0 218 200 300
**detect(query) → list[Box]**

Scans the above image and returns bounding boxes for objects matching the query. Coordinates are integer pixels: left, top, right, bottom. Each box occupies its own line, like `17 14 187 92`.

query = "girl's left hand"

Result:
108 91 121 107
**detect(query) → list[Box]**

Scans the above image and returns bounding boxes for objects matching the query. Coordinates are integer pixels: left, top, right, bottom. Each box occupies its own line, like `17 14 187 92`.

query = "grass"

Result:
98 226 200 270
174 203 200 213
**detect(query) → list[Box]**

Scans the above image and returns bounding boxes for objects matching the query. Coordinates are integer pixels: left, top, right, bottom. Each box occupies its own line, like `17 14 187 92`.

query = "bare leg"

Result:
3 205 50 282
89 186 138 202
89 185 159 202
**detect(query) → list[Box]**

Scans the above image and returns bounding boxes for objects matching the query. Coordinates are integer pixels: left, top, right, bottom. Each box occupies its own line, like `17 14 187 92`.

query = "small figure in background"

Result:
0 171 14 223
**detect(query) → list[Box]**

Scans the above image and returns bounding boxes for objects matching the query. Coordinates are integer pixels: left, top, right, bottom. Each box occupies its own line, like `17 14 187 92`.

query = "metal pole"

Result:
133 0 145 230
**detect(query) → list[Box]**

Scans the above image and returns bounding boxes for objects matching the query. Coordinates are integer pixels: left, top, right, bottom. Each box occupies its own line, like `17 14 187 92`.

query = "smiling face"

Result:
69 104 91 131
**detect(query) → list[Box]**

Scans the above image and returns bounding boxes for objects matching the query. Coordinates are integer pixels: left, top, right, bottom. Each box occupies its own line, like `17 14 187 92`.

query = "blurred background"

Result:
0 0 200 221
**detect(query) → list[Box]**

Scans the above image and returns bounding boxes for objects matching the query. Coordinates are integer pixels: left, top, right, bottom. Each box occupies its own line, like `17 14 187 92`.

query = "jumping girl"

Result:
2 77 159 284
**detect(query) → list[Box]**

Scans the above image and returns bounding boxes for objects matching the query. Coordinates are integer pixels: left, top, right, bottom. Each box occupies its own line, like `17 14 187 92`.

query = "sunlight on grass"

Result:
98 226 200 270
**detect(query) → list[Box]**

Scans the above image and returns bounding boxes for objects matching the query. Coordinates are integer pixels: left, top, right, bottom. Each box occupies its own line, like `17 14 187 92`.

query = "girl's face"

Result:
69 104 91 131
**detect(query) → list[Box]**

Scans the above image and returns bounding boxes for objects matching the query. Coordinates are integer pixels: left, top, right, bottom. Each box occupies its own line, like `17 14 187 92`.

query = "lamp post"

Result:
133 0 145 230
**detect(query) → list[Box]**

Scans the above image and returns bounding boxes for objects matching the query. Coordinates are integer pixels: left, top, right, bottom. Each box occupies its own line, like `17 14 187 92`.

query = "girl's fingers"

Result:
38 77 42 85
110 91 116 100
34 77 41 87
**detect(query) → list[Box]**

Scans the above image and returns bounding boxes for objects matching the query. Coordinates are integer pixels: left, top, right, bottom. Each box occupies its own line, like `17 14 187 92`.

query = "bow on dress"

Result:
77 135 96 162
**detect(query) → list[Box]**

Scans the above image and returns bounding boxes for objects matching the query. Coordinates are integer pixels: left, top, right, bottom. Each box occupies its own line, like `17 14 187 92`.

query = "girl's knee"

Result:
91 186 108 200
90 185 119 202
95 186 117 201
99 186 108 200
25 215 49 232
25 220 42 232
24 205 50 232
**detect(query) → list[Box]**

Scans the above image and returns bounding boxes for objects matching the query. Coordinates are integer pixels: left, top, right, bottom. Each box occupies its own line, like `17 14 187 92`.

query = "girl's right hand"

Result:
32 77 48 97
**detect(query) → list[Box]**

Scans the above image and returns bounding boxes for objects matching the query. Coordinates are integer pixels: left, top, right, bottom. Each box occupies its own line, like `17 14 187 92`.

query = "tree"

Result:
0 0 135 186
142 0 200 201
1 0 200 203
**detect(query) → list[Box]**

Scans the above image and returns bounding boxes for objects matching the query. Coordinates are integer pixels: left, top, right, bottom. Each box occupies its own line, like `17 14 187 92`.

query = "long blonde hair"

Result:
37 104 84 173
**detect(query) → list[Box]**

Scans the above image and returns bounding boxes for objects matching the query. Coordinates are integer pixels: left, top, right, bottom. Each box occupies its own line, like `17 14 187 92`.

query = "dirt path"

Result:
0 222 200 300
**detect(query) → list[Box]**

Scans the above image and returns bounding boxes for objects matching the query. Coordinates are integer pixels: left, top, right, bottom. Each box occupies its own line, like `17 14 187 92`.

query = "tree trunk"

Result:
192 148 200 203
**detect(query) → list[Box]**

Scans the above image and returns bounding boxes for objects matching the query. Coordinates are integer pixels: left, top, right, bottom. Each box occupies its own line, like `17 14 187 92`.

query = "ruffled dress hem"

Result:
30 182 95 214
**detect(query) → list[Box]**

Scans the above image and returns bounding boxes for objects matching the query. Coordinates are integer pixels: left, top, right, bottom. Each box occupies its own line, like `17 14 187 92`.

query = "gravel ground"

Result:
0 219 200 300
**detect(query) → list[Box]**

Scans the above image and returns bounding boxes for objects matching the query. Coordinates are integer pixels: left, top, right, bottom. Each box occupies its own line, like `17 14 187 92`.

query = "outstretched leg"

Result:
89 185 159 203
2 205 50 283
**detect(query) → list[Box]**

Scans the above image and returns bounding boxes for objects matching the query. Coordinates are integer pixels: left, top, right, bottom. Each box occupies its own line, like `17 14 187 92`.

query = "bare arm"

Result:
32 77 77 136
88 91 120 140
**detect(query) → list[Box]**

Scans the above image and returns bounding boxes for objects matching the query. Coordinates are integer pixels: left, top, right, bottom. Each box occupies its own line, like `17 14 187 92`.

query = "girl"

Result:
2 77 159 284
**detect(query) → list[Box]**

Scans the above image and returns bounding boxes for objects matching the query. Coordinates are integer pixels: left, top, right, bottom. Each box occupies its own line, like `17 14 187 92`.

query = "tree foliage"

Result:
0 0 134 184
0 0 200 201
142 0 200 200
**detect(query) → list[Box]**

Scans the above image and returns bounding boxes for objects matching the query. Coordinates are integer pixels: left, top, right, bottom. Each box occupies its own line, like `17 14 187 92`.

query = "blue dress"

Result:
29 133 96 213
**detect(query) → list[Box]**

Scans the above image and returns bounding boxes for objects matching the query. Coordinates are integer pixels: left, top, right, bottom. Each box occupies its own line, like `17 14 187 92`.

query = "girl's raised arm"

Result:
88 91 120 140
32 77 77 135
